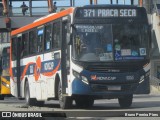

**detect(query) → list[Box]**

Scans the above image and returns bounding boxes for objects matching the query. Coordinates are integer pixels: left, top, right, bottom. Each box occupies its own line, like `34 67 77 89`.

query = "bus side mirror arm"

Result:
68 24 76 45
67 33 73 45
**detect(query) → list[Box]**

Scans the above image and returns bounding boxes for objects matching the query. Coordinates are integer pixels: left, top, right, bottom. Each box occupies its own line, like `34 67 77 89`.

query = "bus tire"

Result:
0 95 4 100
118 94 133 108
75 96 94 108
58 81 72 109
35 101 44 107
18 98 25 100
25 81 36 106
54 75 60 100
25 81 44 107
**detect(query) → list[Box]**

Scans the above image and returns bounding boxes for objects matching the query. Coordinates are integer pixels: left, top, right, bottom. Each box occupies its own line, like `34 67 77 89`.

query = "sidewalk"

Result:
150 85 160 95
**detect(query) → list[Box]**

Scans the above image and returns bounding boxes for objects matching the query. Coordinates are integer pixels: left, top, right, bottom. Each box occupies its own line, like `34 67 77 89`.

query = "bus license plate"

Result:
108 86 121 90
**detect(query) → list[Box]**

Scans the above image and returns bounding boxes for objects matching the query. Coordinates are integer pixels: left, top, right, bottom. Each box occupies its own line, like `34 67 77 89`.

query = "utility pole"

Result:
131 0 134 5
73 0 75 6
29 0 32 16
90 0 93 5
110 0 113 4
139 0 143 7
70 0 72 6
47 0 53 13
94 0 97 5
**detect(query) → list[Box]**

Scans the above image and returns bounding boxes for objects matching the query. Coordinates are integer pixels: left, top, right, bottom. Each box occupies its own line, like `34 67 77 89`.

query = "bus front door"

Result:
59 19 72 109
16 36 22 98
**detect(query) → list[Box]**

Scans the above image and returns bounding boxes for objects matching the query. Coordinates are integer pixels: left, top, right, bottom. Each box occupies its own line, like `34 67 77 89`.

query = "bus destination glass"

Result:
76 8 137 18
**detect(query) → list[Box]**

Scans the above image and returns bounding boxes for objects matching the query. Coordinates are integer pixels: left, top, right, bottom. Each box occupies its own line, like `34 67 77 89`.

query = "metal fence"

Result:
0 6 70 17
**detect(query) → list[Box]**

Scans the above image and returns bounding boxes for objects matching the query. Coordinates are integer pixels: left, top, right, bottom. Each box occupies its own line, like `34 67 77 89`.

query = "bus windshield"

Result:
72 24 149 62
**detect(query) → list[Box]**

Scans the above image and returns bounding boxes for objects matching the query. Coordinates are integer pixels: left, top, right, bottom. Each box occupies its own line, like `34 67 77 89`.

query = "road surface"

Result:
0 94 160 120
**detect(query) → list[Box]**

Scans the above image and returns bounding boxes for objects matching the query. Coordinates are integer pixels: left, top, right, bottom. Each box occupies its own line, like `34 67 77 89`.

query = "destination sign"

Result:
78 9 137 18
76 25 103 32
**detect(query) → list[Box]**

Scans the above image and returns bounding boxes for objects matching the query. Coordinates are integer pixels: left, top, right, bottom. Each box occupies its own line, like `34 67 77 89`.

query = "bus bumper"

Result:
72 79 138 98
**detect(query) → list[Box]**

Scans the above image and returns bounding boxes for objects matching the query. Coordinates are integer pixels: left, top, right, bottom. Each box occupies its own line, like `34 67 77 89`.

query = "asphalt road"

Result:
0 94 160 120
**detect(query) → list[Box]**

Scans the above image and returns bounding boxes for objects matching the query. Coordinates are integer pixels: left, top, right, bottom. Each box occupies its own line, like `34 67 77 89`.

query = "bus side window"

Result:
52 22 61 49
11 38 17 61
29 30 37 54
44 24 52 51
22 33 29 57
37 28 44 52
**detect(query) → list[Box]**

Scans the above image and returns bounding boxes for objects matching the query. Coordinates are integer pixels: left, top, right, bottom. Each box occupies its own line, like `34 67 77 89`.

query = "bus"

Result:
10 5 150 109
0 47 11 100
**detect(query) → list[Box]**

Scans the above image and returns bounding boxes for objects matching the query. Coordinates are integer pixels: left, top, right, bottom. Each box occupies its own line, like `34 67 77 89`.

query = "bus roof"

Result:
11 7 74 36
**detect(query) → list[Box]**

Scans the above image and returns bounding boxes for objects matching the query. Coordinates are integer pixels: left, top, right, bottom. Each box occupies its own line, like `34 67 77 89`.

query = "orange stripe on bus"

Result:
34 56 42 81
20 62 35 80
21 60 61 81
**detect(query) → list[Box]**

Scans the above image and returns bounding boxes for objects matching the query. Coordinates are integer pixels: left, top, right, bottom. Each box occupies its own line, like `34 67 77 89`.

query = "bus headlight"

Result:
82 76 89 85
73 70 89 85
139 75 144 84
73 70 81 79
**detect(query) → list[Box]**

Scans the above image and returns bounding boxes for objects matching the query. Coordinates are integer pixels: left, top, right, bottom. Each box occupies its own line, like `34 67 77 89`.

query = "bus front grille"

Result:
86 65 139 73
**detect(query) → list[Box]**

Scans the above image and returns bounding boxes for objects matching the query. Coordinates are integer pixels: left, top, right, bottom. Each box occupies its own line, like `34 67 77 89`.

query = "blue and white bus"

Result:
10 5 150 109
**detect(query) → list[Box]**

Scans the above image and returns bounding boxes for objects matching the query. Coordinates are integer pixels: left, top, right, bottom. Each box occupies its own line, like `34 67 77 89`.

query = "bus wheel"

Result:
75 96 94 108
25 81 44 107
0 95 4 100
35 101 44 107
18 98 25 100
25 81 36 106
58 82 72 109
118 94 133 108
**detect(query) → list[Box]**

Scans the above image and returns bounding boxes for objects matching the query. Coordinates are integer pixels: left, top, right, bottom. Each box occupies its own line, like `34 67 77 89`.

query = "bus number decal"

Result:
44 62 54 71
84 9 95 17
30 65 34 74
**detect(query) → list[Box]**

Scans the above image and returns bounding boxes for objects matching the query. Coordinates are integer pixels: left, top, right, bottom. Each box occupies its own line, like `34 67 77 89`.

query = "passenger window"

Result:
53 22 61 49
44 25 52 51
22 33 29 57
11 38 17 61
37 28 44 52
29 30 37 54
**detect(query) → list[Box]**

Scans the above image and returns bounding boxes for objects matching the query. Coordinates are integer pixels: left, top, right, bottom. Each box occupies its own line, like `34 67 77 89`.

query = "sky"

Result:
12 0 139 7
